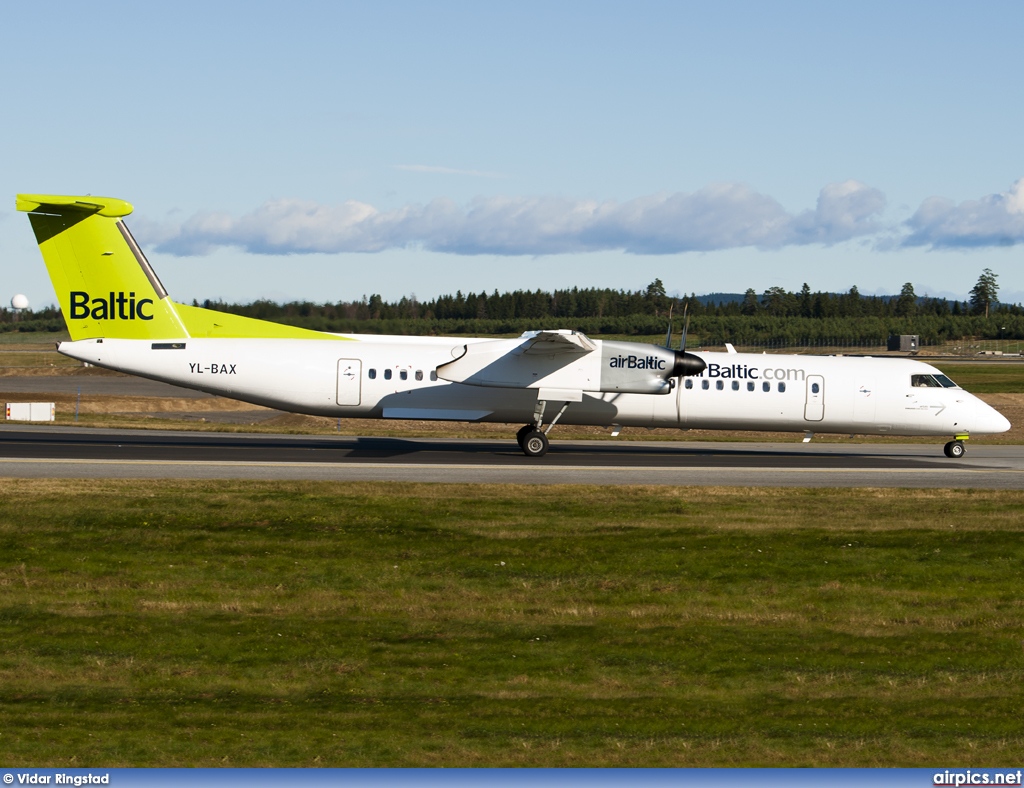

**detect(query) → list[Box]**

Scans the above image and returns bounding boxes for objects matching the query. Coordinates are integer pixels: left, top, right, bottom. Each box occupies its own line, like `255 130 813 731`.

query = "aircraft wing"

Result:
437 330 599 391
517 330 596 355
436 329 691 396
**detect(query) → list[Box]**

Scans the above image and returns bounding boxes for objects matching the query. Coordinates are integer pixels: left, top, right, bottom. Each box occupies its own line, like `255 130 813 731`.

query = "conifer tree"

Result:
895 282 917 317
969 268 999 317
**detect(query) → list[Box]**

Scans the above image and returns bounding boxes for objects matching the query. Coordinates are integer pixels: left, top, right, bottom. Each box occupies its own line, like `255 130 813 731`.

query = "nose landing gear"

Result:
943 439 966 458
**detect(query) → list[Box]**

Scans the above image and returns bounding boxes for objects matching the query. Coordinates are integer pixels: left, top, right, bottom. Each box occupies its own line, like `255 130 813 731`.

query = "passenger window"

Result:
747 381 755 391
778 382 786 393
368 369 376 380
684 379 693 389
384 369 392 380
731 381 739 391
762 382 770 392
430 371 438 381
716 381 724 390
415 370 423 381
811 382 820 394
701 380 709 390
400 370 408 381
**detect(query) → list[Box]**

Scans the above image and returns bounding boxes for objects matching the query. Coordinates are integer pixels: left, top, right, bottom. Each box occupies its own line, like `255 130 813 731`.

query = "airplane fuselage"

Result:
57 335 1009 439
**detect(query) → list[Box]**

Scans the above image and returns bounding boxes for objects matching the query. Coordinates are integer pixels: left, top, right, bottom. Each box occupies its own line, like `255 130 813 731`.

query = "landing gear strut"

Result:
516 397 571 457
943 440 966 459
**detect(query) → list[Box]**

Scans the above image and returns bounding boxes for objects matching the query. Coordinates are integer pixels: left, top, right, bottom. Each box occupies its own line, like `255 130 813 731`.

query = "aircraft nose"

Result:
975 401 1011 434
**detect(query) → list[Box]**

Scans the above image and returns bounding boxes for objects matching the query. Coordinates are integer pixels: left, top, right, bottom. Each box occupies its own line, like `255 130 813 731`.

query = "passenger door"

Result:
804 375 824 421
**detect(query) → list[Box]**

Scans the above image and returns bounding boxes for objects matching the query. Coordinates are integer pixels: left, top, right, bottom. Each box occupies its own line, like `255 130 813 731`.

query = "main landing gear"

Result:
516 397 572 457
943 440 966 459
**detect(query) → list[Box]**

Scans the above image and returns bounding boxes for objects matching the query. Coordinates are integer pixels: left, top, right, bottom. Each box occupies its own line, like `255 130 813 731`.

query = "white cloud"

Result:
134 179 1024 258
902 178 1024 248
142 181 890 258
790 180 887 243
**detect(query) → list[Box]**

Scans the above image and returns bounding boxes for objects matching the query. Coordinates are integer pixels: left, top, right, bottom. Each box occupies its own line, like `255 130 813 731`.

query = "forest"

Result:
4 277 1022 347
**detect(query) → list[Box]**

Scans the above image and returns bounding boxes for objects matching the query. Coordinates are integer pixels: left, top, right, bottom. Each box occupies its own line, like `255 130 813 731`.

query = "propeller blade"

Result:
664 301 675 349
679 302 689 354
672 302 704 380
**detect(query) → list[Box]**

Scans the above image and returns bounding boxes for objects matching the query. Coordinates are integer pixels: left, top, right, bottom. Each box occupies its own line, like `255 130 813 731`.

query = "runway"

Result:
1 426 1022 488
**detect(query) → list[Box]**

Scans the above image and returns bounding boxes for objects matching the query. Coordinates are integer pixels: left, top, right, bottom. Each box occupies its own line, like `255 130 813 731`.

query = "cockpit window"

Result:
912 373 959 389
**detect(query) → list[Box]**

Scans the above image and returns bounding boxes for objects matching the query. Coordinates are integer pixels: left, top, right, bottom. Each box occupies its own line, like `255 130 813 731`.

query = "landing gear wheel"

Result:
944 440 966 459
516 424 534 448
521 429 549 457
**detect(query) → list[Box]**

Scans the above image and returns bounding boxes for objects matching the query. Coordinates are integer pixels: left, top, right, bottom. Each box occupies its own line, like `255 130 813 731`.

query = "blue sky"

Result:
2 1 1022 309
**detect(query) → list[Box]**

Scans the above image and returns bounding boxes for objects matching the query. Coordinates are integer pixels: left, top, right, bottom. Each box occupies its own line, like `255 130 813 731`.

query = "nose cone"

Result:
974 401 1011 434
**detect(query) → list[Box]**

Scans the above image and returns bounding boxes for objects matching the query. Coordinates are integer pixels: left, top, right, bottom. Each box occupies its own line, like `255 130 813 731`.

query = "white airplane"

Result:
17 194 1011 458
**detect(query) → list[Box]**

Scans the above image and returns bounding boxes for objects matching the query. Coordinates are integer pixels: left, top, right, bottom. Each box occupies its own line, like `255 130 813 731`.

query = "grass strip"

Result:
932 364 1024 393
0 481 1022 765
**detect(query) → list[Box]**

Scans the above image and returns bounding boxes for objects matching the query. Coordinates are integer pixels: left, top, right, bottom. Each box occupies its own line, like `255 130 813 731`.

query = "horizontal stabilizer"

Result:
17 194 134 218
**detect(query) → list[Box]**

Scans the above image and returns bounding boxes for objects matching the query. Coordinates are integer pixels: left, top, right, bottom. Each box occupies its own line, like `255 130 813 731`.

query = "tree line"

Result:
181 270 1016 323
3 270 1021 344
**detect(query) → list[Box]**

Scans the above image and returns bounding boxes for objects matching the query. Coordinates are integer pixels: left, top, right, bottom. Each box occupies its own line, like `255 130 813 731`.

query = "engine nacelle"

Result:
599 341 706 394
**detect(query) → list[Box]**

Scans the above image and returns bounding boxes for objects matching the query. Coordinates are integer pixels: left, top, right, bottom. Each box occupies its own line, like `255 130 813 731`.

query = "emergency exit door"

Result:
804 375 824 421
337 359 362 406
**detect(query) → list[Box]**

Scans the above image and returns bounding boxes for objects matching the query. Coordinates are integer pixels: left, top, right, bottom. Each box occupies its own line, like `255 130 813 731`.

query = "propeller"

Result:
668 299 706 377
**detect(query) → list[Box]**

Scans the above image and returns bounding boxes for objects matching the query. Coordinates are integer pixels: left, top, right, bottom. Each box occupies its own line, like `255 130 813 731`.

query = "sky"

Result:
1 1 1022 309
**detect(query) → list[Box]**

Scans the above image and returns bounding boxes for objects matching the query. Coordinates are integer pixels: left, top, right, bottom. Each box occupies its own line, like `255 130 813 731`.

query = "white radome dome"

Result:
11 294 29 310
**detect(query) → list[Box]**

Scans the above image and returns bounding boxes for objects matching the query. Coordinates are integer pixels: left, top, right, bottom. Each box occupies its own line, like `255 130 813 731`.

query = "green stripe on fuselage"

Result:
173 302 351 340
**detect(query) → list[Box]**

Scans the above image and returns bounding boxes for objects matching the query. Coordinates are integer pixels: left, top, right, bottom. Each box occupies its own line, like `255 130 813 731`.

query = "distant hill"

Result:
691 292 746 305
687 292 928 306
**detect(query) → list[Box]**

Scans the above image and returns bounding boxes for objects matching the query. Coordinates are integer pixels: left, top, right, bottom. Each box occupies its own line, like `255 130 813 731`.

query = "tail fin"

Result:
17 194 188 340
17 194 344 341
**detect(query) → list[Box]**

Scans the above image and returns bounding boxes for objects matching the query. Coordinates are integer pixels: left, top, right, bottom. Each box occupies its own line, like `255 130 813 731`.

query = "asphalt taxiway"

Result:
0 374 209 397
1 426 1021 488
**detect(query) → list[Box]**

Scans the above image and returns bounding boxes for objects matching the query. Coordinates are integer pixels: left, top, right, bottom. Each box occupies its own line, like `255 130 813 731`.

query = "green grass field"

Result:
1 480 1022 766
932 364 1024 393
